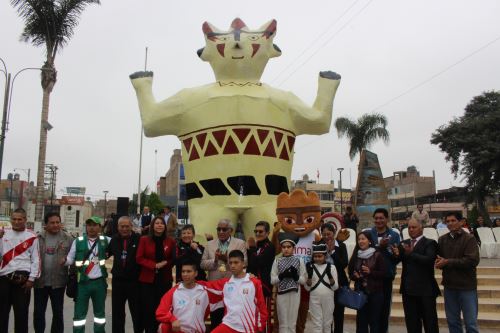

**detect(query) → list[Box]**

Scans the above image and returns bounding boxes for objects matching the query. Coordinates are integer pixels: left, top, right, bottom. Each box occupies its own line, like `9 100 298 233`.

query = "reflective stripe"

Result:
94 317 106 324
73 319 86 326
78 236 84 241
83 260 90 266
75 261 83 267
99 236 105 240
99 260 105 265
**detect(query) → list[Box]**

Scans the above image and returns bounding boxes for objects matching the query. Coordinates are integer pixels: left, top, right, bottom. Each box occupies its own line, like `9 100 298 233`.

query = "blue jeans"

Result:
443 288 478 333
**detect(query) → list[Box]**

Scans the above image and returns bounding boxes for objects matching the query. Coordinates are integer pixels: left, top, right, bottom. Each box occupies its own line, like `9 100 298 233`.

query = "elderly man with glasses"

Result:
201 218 247 329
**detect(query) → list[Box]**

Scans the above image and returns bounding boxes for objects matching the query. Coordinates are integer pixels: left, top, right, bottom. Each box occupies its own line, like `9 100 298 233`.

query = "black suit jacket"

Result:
399 236 441 297
330 241 349 287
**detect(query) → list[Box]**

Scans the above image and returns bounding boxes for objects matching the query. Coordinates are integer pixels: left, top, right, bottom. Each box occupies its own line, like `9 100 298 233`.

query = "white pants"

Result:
277 291 301 333
308 290 335 333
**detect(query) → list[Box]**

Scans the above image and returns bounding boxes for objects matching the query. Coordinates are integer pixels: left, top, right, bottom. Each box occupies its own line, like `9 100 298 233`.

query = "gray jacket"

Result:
34 230 74 288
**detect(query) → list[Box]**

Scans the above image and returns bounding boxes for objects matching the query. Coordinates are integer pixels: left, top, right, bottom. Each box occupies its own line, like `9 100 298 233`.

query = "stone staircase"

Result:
344 266 500 329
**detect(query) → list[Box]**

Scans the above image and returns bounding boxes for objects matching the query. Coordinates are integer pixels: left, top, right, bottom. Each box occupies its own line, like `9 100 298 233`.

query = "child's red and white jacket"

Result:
199 273 268 333
156 282 219 333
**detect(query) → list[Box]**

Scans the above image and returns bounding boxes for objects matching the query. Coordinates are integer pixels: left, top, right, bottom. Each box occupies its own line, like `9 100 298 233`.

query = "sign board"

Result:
65 187 86 195
60 196 85 206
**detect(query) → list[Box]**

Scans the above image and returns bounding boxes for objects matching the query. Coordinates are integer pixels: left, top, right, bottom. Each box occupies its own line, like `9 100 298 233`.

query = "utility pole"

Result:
103 190 109 219
338 167 344 214
0 73 11 179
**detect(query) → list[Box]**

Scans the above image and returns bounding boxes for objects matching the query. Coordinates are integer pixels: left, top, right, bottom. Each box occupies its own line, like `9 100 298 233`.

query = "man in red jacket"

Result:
200 250 268 333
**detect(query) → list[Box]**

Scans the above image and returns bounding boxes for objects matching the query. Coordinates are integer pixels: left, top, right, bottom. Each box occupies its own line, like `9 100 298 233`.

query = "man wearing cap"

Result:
0 208 40 333
65 216 110 333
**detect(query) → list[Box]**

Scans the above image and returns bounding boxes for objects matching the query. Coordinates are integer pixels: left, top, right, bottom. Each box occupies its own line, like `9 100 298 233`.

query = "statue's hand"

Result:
336 228 350 242
129 71 154 80
319 71 341 80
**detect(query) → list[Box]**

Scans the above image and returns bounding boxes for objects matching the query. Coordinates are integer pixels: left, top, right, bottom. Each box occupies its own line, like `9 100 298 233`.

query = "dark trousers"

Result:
356 290 383 333
33 286 65 333
333 289 345 333
112 278 142 333
380 278 393 333
210 308 225 330
0 276 31 333
402 294 439 333
140 280 172 333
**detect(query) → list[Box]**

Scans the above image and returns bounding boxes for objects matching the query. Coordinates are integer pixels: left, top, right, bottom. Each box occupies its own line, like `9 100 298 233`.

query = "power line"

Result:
295 34 500 151
276 0 374 87
270 0 364 84
371 34 500 112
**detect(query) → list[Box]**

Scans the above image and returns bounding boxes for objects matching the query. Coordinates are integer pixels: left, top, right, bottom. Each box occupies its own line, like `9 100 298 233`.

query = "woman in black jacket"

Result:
348 231 386 333
174 224 206 282
246 221 275 332
321 222 349 333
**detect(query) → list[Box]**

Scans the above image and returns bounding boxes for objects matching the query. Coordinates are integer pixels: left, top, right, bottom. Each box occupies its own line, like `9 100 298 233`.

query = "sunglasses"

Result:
216 227 229 232
254 229 265 234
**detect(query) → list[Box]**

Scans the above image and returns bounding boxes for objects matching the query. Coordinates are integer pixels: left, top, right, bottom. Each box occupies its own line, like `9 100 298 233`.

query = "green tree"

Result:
11 0 100 221
431 91 500 222
146 192 164 215
334 113 390 160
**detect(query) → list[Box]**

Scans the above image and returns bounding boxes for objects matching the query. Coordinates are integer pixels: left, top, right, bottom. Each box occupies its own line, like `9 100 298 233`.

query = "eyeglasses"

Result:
216 227 229 232
254 230 265 234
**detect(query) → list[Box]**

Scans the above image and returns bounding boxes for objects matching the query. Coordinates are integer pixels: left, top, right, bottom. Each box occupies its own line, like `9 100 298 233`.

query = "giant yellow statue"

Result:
130 18 341 240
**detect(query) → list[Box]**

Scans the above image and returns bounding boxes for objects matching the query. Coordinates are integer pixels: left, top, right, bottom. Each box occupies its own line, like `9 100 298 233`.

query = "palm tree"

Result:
334 113 390 161
11 0 100 221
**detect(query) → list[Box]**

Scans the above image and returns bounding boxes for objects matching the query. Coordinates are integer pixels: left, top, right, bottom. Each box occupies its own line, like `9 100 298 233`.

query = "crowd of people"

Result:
0 205 482 333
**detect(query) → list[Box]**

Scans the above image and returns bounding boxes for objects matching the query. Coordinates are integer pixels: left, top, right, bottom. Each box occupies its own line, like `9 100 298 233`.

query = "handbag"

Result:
66 239 98 299
337 285 368 310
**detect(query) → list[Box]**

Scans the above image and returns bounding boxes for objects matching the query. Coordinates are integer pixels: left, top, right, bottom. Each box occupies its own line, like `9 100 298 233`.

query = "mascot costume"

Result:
130 18 341 240
272 189 349 333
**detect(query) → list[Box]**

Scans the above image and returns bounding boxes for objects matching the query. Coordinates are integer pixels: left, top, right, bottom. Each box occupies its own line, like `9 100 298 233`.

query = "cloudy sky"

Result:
1 0 499 201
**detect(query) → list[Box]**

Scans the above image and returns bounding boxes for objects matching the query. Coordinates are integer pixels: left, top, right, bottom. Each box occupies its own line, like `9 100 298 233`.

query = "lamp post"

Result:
103 190 109 219
0 58 46 179
337 168 344 214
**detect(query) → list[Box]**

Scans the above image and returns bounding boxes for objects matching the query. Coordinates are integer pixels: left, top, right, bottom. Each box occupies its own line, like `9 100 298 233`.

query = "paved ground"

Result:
5 258 499 332
5 295 496 333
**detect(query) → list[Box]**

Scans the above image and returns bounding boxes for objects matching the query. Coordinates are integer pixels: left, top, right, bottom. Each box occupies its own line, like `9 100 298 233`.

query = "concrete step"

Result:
393 275 500 286
390 296 500 312
344 308 500 329
389 284 500 298
395 266 498 275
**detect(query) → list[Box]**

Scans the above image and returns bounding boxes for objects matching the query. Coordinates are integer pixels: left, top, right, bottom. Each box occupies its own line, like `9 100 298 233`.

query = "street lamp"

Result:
103 190 109 218
0 57 47 179
337 168 344 214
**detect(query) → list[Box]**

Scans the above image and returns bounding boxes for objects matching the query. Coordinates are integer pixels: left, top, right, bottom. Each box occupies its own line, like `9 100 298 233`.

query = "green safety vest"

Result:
75 235 108 282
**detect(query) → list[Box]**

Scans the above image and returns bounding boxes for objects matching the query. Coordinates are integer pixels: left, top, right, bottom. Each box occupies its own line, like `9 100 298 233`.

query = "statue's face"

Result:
198 18 281 82
276 189 321 237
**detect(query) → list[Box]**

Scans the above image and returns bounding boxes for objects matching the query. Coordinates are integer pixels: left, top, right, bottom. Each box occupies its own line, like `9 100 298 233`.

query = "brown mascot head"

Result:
276 189 322 238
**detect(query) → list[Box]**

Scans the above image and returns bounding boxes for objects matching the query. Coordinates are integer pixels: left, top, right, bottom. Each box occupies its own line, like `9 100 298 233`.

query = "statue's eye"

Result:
247 35 259 41
285 217 295 225
303 216 315 224
217 36 231 42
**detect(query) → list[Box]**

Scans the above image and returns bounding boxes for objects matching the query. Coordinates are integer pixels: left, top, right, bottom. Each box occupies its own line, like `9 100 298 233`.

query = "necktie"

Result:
411 239 417 249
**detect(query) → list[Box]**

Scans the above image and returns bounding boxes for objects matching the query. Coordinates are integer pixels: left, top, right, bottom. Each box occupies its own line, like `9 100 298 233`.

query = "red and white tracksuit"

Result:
156 283 214 333
200 274 268 333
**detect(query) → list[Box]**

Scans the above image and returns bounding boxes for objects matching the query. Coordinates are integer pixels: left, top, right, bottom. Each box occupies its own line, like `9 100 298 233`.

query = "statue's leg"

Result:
188 201 238 243
241 201 277 239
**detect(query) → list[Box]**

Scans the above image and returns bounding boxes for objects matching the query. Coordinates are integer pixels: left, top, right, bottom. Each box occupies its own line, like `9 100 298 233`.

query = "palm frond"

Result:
11 0 100 56
334 117 356 139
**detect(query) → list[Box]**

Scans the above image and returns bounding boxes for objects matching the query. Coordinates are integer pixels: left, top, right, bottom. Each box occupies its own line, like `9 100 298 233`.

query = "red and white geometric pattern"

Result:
179 124 296 162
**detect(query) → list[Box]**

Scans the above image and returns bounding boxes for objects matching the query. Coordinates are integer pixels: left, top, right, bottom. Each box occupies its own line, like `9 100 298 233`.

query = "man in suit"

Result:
200 219 247 329
163 206 178 238
392 219 440 333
